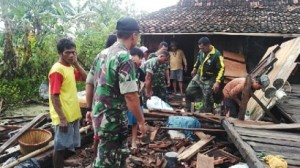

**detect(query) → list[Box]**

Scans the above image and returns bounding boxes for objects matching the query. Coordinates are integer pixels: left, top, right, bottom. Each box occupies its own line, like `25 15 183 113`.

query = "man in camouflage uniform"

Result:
185 37 225 113
147 42 170 101
140 50 170 101
92 17 146 168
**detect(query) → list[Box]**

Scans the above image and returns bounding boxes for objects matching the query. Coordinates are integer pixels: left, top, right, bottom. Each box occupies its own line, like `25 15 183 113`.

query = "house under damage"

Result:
0 0 300 168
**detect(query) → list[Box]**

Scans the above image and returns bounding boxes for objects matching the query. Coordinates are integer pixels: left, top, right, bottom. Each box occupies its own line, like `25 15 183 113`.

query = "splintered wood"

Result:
177 136 215 161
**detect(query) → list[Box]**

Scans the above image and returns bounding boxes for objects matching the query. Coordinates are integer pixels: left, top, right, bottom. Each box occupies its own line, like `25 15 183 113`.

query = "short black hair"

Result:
105 34 117 48
57 38 76 54
159 41 168 49
117 30 136 39
170 41 177 47
198 37 211 46
158 50 169 57
130 47 144 59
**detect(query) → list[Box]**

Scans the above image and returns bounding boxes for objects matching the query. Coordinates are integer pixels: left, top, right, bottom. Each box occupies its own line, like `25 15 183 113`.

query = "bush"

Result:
0 77 45 107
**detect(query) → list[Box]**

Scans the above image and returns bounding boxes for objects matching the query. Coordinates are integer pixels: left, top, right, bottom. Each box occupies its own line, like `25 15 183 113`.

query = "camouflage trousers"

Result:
153 86 167 102
93 109 129 168
185 75 214 112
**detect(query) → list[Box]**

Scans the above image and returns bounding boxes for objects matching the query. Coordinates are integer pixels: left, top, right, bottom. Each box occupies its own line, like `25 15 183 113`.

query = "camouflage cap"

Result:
116 17 139 32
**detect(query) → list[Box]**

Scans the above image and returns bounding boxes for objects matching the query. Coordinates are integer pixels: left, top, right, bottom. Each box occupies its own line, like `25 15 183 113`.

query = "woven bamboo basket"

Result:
18 128 52 155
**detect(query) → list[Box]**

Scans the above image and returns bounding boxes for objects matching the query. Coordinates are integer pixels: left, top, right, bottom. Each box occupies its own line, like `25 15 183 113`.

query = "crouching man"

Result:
223 75 269 118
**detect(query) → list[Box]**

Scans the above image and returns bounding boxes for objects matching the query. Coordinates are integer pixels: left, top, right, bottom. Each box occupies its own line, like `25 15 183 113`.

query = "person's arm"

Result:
192 53 200 76
118 58 146 135
49 72 67 132
229 83 244 106
165 68 170 87
73 55 87 80
181 50 188 72
85 83 94 123
213 55 225 93
145 72 153 98
51 94 68 132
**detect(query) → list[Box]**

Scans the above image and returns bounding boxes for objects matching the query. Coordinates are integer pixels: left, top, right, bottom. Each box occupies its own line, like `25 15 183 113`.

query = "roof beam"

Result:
141 32 300 37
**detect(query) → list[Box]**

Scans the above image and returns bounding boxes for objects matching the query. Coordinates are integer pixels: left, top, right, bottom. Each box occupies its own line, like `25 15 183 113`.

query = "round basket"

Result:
18 128 52 155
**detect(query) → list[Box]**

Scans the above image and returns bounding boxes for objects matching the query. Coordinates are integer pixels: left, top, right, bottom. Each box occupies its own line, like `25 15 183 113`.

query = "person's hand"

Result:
72 55 79 67
85 111 92 125
59 118 68 133
138 121 147 136
213 82 220 93
167 80 171 87
184 66 187 72
191 69 197 77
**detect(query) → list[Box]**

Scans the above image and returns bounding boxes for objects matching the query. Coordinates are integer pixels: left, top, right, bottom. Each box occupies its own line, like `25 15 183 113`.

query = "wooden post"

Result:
250 92 280 123
239 75 252 120
222 119 265 168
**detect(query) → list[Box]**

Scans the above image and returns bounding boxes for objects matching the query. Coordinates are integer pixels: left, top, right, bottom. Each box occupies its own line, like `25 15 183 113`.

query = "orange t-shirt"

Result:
223 78 246 98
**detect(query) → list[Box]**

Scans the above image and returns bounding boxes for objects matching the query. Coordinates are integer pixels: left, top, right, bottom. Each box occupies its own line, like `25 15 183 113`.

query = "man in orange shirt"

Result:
169 42 187 96
223 75 269 117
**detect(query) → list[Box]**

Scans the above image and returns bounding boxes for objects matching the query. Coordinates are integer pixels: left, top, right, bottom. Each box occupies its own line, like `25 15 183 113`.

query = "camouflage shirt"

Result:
148 52 168 88
140 57 160 75
92 42 138 116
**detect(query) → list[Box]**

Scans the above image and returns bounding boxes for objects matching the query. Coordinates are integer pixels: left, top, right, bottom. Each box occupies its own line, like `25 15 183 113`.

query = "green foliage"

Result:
0 77 44 105
0 0 139 107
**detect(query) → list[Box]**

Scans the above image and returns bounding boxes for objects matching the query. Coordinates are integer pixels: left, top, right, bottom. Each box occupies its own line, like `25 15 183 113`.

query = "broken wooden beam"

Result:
161 127 226 133
0 113 47 155
177 136 215 161
196 153 214 168
222 119 264 168
250 92 280 123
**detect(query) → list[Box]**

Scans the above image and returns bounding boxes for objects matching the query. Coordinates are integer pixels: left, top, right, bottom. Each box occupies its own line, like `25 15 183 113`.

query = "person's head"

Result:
198 37 211 53
57 38 76 65
130 47 144 67
116 17 140 49
140 46 148 58
252 75 270 90
105 34 117 48
157 50 169 63
158 41 168 51
170 41 178 51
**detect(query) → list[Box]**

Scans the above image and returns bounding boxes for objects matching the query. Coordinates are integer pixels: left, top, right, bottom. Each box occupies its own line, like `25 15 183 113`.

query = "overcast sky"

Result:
130 0 179 12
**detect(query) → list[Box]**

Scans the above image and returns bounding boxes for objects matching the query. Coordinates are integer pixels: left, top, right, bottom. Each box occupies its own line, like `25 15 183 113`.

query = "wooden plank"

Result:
235 123 300 129
223 50 245 63
223 59 247 78
0 113 47 154
160 127 226 133
235 127 300 142
150 127 159 142
196 153 214 168
247 141 300 154
241 136 300 148
222 120 265 168
177 136 215 161
248 37 300 120
195 131 210 140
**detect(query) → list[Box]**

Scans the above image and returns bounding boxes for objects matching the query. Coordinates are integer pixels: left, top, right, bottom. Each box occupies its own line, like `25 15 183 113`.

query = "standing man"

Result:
85 34 117 158
93 17 146 168
148 42 170 101
185 37 225 113
169 41 187 96
49 38 87 168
